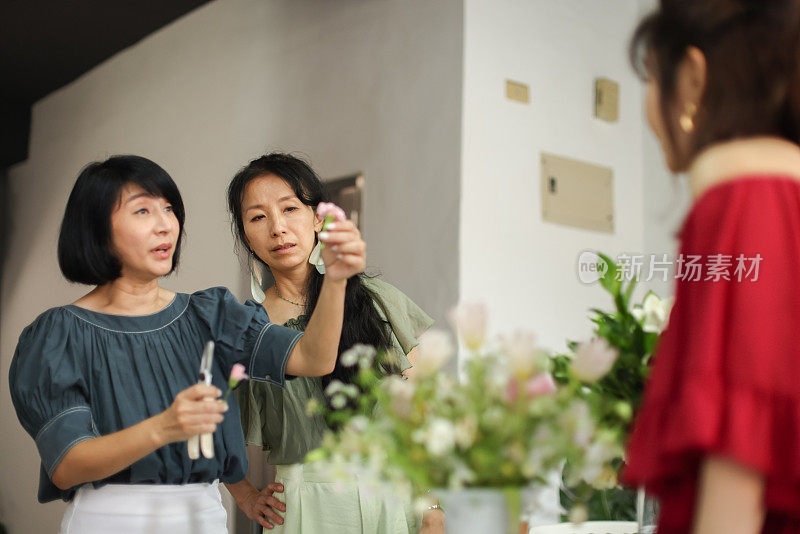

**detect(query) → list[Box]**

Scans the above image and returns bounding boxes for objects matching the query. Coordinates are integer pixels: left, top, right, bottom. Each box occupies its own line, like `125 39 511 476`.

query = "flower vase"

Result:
435 488 526 534
636 487 659 534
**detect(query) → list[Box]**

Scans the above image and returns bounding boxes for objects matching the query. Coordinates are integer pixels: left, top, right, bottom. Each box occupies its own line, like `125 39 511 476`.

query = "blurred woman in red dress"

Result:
623 1 800 533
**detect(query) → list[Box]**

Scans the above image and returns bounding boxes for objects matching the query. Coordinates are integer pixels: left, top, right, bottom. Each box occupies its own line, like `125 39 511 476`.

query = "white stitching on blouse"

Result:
61 300 190 334
249 323 273 382
280 332 304 384
35 406 93 442
247 327 303 388
46 434 97 477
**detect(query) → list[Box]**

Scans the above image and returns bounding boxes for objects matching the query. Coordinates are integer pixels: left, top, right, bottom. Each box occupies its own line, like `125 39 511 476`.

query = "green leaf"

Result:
597 253 620 295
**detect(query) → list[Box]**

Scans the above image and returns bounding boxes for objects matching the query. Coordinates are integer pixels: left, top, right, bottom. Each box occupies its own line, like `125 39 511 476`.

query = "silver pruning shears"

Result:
188 340 215 460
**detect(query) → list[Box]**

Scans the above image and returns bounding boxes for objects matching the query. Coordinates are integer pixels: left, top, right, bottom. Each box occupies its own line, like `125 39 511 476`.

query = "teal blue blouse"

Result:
8 287 303 503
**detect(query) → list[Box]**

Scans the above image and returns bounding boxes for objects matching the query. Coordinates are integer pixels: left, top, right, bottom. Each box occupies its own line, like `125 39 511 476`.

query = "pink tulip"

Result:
316 202 347 222
525 373 557 397
223 364 249 402
230 363 249 382
572 338 619 382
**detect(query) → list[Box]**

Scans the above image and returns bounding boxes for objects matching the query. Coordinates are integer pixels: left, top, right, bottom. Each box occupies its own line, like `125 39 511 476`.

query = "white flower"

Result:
575 438 623 487
502 330 545 379
425 418 456 457
324 379 346 397
384 375 416 418
413 329 455 379
342 384 360 398
572 338 619 382
331 393 347 410
448 460 476 489
340 348 359 367
385 375 415 401
524 427 556 477
632 292 674 333
565 400 595 447
449 302 488 351
569 504 588 524
434 374 457 401
347 415 369 434
454 416 478 449
340 344 377 367
485 362 512 392
305 398 322 417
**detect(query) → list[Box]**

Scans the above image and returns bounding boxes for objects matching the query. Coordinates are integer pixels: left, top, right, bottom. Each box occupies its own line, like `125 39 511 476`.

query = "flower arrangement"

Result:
304 302 623 518
552 252 673 520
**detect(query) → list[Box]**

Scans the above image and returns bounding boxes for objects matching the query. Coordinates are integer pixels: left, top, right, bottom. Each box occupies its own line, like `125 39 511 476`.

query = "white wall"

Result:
458 1 692 524
637 0 692 298
461 0 647 353
0 0 462 532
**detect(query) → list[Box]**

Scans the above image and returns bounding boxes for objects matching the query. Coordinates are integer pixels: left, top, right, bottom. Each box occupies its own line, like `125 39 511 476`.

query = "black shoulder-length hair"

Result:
57 155 186 285
227 153 398 389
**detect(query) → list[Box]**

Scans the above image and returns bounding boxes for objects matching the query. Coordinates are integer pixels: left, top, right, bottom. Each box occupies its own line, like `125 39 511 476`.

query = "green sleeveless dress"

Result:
237 277 434 533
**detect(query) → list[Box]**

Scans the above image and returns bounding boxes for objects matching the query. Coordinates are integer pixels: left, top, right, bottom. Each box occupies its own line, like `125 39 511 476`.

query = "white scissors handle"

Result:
188 341 215 460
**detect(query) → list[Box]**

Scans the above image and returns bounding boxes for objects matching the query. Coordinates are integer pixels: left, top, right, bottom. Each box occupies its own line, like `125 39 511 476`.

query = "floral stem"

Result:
319 215 335 251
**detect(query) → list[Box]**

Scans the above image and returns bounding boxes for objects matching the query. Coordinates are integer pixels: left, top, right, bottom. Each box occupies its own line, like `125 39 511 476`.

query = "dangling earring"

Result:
308 239 326 274
249 250 270 302
680 102 697 133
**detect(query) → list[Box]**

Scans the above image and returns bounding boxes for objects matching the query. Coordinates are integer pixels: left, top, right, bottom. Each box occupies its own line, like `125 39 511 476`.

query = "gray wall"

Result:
0 0 462 531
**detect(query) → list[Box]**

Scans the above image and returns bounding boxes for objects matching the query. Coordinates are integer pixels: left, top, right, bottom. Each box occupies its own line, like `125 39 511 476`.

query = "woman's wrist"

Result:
145 413 169 448
322 275 348 288
227 478 258 506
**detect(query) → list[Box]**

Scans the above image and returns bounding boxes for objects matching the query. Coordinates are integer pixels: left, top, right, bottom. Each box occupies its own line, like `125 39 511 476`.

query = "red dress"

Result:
623 176 800 533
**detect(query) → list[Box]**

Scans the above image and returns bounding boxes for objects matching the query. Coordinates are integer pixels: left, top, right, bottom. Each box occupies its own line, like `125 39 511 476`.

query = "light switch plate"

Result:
541 152 614 233
595 78 619 122
506 80 530 103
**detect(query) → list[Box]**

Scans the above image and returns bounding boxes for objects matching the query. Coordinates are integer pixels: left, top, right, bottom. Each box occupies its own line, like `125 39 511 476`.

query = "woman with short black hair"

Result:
9 154 363 534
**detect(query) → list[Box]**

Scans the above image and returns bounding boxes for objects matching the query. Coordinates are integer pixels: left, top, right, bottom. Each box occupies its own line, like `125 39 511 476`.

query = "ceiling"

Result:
0 0 212 167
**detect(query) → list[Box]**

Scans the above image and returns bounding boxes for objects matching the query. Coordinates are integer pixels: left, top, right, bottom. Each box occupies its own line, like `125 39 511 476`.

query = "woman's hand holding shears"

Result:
154 342 228 448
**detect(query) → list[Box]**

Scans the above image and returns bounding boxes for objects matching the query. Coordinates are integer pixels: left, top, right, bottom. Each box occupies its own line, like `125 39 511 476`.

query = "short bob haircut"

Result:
57 155 186 285
630 0 800 168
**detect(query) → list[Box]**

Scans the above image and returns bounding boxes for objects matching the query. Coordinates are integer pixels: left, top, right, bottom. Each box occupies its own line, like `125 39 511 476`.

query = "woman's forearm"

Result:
286 277 346 376
51 384 224 490
51 415 166 490
692 456 765 534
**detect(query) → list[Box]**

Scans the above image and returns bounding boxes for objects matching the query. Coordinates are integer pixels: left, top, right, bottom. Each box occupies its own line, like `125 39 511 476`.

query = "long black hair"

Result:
227 153 397 389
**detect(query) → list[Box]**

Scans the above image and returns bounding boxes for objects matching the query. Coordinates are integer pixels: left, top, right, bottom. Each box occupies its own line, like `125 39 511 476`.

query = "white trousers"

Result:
58 481 228 534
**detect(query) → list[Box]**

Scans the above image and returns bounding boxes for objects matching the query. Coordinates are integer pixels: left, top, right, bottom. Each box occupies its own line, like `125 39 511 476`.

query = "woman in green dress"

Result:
223 153 444 533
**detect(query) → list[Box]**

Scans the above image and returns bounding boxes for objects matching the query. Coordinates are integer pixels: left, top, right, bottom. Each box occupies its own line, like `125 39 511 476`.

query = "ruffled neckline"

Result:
282 314 309 329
